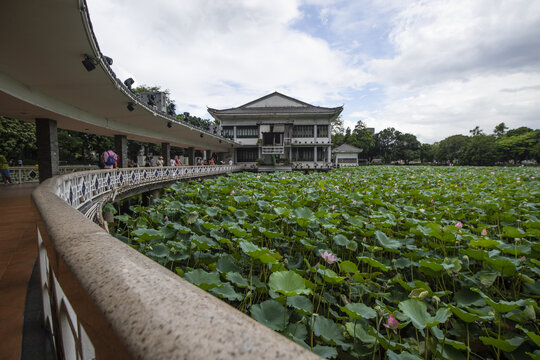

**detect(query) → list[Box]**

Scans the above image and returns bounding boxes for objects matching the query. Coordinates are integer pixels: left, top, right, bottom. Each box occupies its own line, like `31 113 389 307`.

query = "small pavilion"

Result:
333 143 363 166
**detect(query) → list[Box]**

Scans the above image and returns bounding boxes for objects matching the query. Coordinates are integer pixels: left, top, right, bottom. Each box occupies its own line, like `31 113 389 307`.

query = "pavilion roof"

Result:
333 143 363 153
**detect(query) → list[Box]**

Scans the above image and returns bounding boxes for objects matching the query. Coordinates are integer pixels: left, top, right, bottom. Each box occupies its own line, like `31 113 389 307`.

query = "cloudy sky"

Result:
89 0 540 143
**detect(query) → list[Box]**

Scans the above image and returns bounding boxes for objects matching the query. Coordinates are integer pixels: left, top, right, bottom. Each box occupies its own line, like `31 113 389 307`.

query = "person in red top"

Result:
102 150 118 169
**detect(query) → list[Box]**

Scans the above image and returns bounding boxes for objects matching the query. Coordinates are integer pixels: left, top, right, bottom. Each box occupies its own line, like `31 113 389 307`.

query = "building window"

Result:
237 148 258 162
293 125 314 138
236 126 258 138
317 125 328 138
222 126 234 138
291 147 314 161
317 146 328 161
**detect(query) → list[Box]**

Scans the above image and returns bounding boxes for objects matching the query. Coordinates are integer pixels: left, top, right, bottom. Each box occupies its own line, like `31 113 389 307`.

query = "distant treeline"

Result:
332 118 539 165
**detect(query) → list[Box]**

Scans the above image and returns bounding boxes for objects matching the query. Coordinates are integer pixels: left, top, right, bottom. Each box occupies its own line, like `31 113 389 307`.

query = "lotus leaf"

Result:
286 295 313 315
183 269 222 290
210 283 244 301
340 303 377 320
269 271 312 296
250 299 288 331
479 336 525 352
312 345 338 359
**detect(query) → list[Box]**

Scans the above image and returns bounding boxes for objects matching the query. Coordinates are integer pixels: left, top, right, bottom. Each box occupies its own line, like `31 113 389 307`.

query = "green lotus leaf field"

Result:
112 166 540 359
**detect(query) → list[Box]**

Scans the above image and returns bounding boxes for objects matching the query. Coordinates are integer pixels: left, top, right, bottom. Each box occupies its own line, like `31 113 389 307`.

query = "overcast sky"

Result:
89 0 540 143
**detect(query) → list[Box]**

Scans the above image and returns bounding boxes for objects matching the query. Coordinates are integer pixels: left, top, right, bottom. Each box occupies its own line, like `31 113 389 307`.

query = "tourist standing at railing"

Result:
175 156 183 166
156 156 164 166
101 150 118 169
0 152 13 184
169 157 176 167
144 156 153 167
228 159 233 166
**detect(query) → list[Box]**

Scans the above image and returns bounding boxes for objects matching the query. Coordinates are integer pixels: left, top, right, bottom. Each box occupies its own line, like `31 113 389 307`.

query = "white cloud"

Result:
88 0 540 143
363 73 540 143
369 0 540 86
88 0 369 116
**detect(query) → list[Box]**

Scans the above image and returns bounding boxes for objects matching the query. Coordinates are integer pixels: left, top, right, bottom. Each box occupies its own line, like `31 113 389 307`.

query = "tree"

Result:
434 135 469 163
469 126 484 136
374 127 401 163
496 128 539 163
0 116 37 161
493 122 508 138
393 133 420 163
331 115 344 136
133 84 170 96
458 135 498 165
349 121 375 159
419 143 434 163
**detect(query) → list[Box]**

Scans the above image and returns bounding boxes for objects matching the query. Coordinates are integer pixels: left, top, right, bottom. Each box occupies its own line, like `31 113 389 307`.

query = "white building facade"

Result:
208 92 343 171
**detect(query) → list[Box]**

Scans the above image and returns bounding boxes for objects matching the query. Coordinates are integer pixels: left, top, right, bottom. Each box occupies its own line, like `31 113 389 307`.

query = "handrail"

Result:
32 166 320 359
10 165 99 184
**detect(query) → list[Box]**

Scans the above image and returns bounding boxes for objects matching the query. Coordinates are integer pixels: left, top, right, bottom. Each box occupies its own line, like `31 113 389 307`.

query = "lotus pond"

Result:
111 166 540 359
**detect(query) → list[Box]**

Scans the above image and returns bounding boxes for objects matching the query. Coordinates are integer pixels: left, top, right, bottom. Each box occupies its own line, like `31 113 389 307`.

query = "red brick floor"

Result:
0 183 39 360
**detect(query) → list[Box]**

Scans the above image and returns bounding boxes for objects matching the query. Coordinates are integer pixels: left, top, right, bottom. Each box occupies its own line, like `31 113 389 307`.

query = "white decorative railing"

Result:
10 165 99 184
32 164 318 359
261 145 285 155
55 165 239 210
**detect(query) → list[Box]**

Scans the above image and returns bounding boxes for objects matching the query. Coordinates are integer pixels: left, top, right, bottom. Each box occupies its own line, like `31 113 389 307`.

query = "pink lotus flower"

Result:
353 200 357 205
164 216 169 221
383 314 399 334
481 228 488 236
520 256 527 262
431 199 434 203
231 190 235 195
320 250 337 264
419 208 425 213
198 178 201 181
332 205 335 210
146 209 151 213
241 187 244 191
321 189 325 192
456 221 463 229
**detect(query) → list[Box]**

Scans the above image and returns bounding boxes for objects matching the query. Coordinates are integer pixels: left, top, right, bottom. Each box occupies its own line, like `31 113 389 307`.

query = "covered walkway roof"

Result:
0 0 235 151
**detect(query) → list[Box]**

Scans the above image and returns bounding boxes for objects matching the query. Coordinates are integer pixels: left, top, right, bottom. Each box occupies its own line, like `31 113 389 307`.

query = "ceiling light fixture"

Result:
81 55 96 71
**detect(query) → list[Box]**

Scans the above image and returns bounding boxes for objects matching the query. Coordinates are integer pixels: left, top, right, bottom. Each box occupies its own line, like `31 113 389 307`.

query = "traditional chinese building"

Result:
208 92 343 171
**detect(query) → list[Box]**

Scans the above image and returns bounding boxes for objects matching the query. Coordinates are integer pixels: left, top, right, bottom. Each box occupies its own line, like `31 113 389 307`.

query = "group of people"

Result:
1 149 232 185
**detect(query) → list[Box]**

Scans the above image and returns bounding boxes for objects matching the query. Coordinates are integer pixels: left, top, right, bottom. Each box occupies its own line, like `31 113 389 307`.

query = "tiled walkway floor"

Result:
0 183 39 360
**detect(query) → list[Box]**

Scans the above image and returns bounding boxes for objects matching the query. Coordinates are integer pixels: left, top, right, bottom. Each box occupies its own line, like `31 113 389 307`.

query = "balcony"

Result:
261 145 285 155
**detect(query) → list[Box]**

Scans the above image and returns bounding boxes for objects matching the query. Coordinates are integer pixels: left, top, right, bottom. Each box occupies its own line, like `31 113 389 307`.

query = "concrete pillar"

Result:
314 125 317 142
36 118 59 183
162 143 171 165
328 145 332 163
115 135 128 168
314 146 318 163
187 147 195 166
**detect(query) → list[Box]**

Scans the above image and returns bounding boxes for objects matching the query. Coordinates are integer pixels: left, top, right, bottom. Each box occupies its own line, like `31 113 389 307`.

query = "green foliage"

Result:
113 167 540 359
0 116 37 160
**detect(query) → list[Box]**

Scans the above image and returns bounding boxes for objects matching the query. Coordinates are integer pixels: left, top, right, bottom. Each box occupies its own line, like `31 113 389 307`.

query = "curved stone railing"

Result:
32 165 320 360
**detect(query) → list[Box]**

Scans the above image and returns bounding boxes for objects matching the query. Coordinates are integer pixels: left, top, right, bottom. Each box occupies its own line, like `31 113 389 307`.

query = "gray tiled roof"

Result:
333 143 363 153
208 91 343 116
